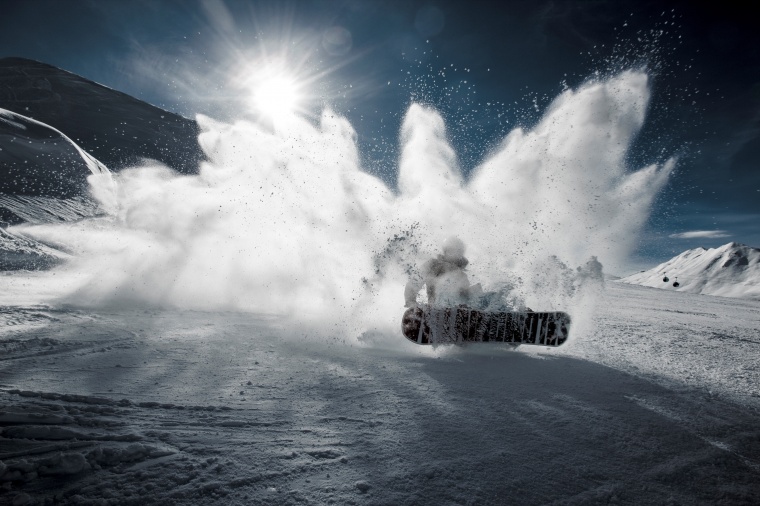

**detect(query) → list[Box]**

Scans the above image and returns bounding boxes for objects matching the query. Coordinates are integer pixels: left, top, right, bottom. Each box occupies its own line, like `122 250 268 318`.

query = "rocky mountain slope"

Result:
0 57 202 174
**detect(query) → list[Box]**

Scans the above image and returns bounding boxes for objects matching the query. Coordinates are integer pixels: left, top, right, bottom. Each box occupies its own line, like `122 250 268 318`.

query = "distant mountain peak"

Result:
621 242 760 300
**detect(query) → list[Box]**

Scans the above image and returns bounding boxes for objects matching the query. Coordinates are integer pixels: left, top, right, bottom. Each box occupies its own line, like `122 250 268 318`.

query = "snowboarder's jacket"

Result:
405 254 472 307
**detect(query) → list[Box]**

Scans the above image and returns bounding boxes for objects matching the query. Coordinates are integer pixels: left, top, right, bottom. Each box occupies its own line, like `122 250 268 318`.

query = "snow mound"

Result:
0 227 68 270
0 194 102 226
620 242 760 299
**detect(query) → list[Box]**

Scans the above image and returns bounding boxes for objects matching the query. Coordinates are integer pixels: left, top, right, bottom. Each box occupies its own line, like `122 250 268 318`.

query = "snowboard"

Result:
402 305 571 346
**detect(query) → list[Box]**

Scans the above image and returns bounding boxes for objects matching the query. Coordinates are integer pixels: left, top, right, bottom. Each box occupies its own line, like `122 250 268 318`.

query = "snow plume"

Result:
38 70 673 343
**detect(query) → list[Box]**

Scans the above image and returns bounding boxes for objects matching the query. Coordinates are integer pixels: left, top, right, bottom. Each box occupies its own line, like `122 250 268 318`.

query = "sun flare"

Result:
253 75 300 118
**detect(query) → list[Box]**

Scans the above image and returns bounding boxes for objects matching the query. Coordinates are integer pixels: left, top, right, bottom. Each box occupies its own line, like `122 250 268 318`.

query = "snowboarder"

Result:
404 237 482 308
401 237 570 345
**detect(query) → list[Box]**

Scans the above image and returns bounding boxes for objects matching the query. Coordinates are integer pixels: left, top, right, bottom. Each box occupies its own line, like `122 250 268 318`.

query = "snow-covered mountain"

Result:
0 57 205 269
0 108 109 269
620 242 760 299
0 57 202 174
0 107 109 200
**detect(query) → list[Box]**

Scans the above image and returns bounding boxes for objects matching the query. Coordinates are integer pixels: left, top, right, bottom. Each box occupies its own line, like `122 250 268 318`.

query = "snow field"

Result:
1 280 759 505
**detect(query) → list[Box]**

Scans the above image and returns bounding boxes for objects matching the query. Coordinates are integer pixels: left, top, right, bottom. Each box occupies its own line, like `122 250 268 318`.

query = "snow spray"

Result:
36 70 674 344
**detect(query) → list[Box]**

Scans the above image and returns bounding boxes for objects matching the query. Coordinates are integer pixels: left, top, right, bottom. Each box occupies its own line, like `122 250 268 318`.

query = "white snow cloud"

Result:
669 230 731 239
27 70 674 341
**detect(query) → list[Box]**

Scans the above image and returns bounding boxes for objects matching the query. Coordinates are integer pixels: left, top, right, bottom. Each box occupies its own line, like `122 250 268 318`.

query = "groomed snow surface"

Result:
1 277 759 505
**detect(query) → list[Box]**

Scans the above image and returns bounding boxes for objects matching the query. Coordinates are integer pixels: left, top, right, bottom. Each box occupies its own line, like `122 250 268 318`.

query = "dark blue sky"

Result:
2 0 758 268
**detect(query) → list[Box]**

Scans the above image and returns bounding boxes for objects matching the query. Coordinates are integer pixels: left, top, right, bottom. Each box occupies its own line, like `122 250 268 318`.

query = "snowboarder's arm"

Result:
405 278 423 307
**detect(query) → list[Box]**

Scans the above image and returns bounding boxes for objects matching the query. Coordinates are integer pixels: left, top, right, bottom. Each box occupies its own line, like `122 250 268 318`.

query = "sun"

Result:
231 48 321 121
253 74 300 118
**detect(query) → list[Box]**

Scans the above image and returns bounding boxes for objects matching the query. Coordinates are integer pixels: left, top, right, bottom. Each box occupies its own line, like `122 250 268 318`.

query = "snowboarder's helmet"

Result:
442 237 466 261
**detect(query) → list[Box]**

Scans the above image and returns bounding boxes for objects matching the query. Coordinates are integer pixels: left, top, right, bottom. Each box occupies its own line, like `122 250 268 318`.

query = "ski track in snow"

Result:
1 280 759 505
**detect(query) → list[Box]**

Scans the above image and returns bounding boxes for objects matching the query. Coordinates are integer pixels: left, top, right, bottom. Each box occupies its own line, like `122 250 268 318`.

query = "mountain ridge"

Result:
0 107 109 199
620 242 760 300
0 56 203 174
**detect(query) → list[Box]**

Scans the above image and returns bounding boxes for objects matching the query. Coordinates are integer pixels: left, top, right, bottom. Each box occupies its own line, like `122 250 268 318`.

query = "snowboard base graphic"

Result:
402 305 570 346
